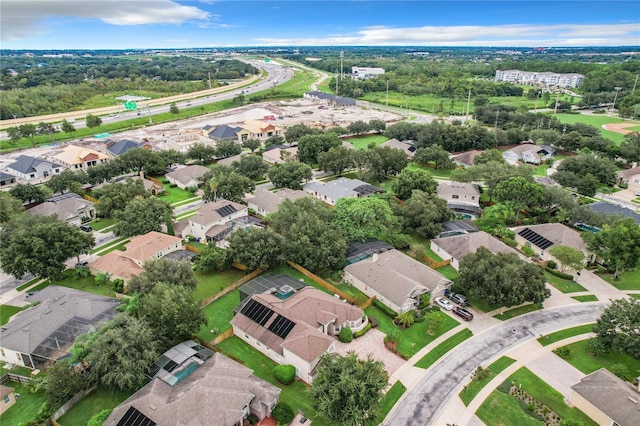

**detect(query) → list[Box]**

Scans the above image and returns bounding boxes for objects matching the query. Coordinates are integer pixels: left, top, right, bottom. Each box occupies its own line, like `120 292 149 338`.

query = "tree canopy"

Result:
456 247 550 307
310 352 388 426
333 196 397 242
401 190 454 239
267 161 313 190
548 245 585 272
593 297 640 359
127 258 198 294
93 178 149 217
0 214 94 279
227 227 285 271
582 218 640 279
112 196 173 237
391 167 438 200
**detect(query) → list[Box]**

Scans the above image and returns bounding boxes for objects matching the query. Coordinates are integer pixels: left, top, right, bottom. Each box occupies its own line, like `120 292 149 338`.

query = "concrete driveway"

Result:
385 303 605 426
333 327 405 377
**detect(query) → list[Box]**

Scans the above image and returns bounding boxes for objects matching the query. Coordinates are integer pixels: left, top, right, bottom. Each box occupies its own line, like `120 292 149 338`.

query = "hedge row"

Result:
544 267 573 280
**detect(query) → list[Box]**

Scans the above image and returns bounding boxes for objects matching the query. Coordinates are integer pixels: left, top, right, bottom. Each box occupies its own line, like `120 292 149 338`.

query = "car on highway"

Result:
448 292 468 306
453 307 474 321
434 297 453 311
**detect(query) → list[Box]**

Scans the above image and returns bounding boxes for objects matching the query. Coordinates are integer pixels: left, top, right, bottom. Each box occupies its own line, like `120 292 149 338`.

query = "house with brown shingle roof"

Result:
88 231 182 281
616 166 640 192
431 231 525 270
231 286 367 383
450 149 483 168
511 223 590 265
262 146 298 165
179 199 248 243
343 249 452 313
240 120 283 141
379 138 416 158
27 193 96 226
0 385 16 415
106 349 280 426
52 144 110 171
436 182 481 217
569 368 640 426
165 164 209 189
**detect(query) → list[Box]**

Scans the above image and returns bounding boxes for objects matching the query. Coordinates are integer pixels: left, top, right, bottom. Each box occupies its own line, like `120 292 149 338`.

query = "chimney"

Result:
372 253 378 262
139 170 145 179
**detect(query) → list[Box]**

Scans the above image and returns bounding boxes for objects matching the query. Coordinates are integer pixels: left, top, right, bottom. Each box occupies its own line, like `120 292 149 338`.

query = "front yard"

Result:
601 269 640 290
544 271 586 293
556 339 640 377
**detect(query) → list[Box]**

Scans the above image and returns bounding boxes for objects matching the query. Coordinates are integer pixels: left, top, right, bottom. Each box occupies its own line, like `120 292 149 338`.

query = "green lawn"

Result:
53 270 117 298
0 363 34 377
554 113 640 145
193 268 246 301
476 390 542 426
0 382 48 426
538 324 595 346
88 217 115 231
0 305 26 326
57 387 132 426
216 336 327 425
558 339 640 376
96 240 130 255
365 305 460 359
159 182 198 204
493 304 542 320
16 276 41 291
466 295 500 313
435 265 459 281
506 367 598 426
196 289 241 342
572 295 599 302
414 329 473 369
601 269 640 290
331 281 370 305
368 381 406 426
630 293 640 299
459 356 516 406
406 161 456 179
544 272 587 293
90 236 129 254
342 134 388 150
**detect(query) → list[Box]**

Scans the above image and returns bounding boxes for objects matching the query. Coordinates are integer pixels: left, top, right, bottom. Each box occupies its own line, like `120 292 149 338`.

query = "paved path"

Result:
384 303 605 425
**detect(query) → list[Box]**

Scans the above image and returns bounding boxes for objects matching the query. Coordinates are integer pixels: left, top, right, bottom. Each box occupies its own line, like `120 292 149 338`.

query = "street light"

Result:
611 86 622 112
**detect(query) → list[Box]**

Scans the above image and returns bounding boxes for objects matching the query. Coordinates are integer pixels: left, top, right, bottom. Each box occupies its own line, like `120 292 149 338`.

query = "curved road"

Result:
386 303 605 425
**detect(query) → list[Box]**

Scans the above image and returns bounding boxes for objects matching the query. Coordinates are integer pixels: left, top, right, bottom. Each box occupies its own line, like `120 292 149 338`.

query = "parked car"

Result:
79 225 92 232
453 307 474 321
434 297 453 311
75 261 88 268
448 293 468 306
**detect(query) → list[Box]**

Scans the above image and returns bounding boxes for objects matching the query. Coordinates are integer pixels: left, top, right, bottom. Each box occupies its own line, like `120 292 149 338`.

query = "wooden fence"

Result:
185 244 201 254
210 328 234 345
200 268 262 307
0 373 31 385
286 261 356 304
358 296 377 310
82 194 99 204
423 256 451 270
52 386 97 421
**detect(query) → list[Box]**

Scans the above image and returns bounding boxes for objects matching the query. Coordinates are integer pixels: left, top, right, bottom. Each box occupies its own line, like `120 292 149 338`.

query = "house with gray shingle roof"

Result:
450 149 484 168
0 286 119 370
231 286 366 383
616 166 640 192
503 142 556 165
511 223 590 265
105 139 151 157
106 350 280 426
165 164 209 189
569 368 640 426
431 231 525 270
178 199 248 243
587 202 640 225
205 124 243 143
436 182 481 217
303 177 383 206
0 171 16 187
246 188 309 216
380 138 416 158
27 193 96 226
343 249 452 313
6 155 63 180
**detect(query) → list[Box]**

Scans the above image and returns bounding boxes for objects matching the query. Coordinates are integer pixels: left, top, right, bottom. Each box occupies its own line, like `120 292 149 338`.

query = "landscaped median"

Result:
459 356 516 406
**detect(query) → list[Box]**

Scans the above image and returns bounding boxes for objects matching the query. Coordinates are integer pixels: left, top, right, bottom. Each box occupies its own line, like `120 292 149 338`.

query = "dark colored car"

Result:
448 293 468 306
79 225 92 232
453 307 474 321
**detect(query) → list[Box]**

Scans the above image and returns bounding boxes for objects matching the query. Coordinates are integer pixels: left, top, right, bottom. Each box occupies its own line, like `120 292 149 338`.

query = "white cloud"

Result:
254 23 640 47
0 0 210 41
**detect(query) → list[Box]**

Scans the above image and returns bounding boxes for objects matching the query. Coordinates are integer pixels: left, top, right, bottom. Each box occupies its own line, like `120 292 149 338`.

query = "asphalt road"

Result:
386 303 605 426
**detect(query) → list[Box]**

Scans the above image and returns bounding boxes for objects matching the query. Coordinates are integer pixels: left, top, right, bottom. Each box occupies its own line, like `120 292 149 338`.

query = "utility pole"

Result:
465 89 471 124
208 72 212 90
612 86 622 112
386 78 389 107
147 105 152 124
632 74 639 94
534 90 540 112
553 93 559 115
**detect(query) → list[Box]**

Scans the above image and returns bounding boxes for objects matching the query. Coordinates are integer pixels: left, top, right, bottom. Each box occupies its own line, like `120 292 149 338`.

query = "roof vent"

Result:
628 396 638 404
44 310 52 315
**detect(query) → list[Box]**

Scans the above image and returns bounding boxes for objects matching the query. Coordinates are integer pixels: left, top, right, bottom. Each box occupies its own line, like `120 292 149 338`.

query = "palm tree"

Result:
394 311 415 328
95 272 111 287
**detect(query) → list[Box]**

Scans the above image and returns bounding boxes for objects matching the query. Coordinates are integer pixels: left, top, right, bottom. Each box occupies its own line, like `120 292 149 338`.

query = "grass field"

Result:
493 304 542 320
558 339 640 376
88 217 115 231
545 271 586 293
15 276 41 291
365 305 460 359
0 305 26 326
193 268 246 301
343 134 388 150
0 382 48 426
414 329 473 369
57 387 132 426
52 269 117 298
572 295 599 302
554 113 640 145
196 289 241 342
217 336 327 425
537 324 594 346
601 269 640 290
459 356 516 406
160 182 198 204
369 381 406 425
476 390 542 426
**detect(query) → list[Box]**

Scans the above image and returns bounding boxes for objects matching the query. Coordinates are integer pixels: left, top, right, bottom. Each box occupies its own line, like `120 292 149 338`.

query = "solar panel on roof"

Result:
352 184 383 196
117 406 156 426
240 299 274 326
215 204 237 217
268 314 296 339
518 228 554 250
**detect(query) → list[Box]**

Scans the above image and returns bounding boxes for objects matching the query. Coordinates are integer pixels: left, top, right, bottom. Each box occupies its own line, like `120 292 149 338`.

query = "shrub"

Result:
414 315 425 323
472 366 490 382
502 237 517 247
88 409 112 426
518 400 545 422
169 183 178 188
547 260 557 270
553 346 571 359
274 364 296 385
546 267 574 280
339 327 354 343
521 246 535 257
610 363 631 381
497 380 512 394
111 278 125 293
373 299 397 318
354 322 371 337
247 413 259 425
272 402 295 424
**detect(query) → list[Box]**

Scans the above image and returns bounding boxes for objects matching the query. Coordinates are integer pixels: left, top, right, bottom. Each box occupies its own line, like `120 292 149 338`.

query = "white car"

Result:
434 297 453 311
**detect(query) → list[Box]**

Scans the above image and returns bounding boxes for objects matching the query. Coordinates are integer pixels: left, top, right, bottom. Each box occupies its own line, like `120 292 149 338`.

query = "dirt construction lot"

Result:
0 100 402 169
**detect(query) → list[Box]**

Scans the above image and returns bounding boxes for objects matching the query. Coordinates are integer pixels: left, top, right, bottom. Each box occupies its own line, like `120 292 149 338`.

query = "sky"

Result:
1 0 639 50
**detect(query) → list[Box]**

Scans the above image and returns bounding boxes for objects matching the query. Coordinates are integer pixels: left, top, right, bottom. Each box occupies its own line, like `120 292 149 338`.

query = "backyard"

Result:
196 289 241 342
0 381 48 426
342 134 388 150
50 269 118 298
193 268 246 301
57 387 132 426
